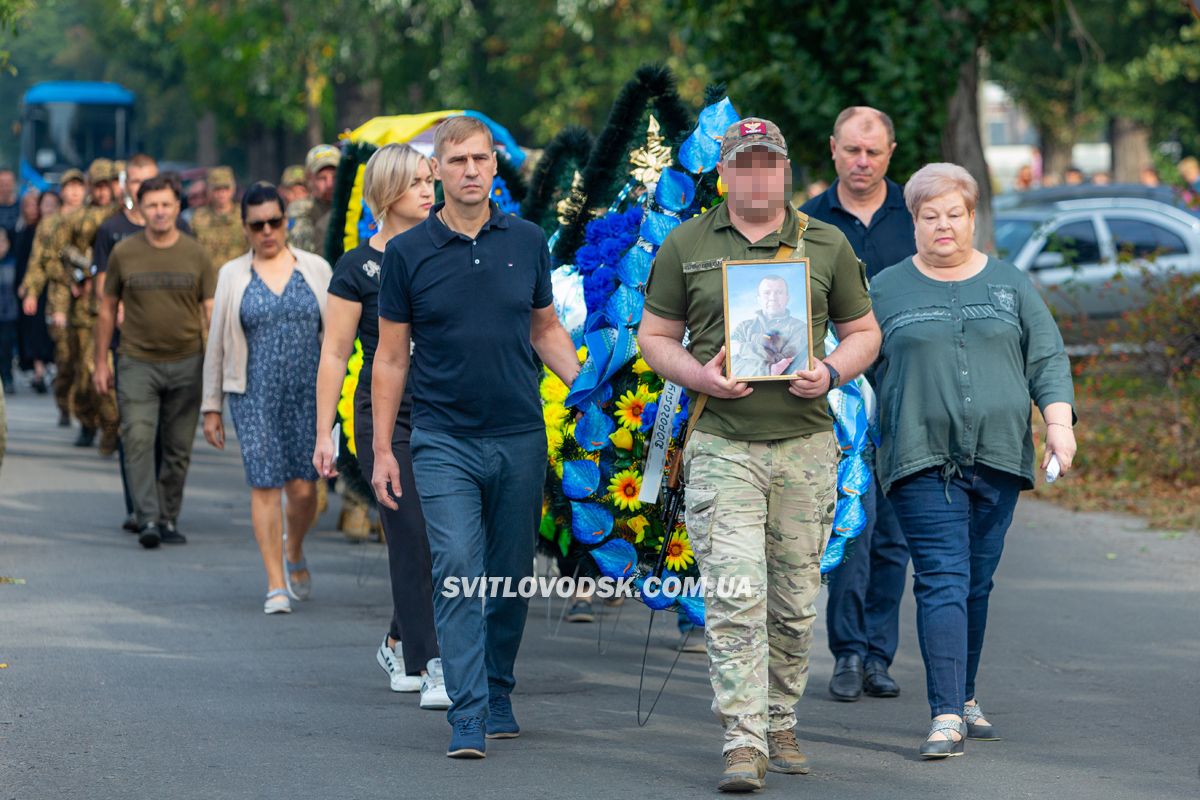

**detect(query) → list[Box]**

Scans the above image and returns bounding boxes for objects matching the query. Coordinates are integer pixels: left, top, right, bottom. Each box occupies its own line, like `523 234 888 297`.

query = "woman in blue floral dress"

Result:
202 182 332 614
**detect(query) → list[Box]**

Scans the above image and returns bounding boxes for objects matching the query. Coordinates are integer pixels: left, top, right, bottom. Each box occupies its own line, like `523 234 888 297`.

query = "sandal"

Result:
919 718 965 759
964 701 1001 741
286 557 311 601
264 588 292 615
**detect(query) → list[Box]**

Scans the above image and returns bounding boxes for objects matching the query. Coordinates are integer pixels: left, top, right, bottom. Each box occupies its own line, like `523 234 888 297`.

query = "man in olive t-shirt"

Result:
93 175 215 549
639 118 881 791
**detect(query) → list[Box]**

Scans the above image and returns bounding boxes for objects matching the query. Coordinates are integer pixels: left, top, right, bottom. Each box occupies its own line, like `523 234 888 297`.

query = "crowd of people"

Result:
2 106 1080 792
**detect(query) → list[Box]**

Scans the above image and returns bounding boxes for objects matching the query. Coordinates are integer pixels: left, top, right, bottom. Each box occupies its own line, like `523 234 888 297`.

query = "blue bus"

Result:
19 81 136 189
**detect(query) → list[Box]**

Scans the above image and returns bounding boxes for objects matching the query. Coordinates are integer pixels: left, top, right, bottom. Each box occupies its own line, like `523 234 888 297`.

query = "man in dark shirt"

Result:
801 106 915 702
94 174 214 550
371 117 579 759
93 154 189 534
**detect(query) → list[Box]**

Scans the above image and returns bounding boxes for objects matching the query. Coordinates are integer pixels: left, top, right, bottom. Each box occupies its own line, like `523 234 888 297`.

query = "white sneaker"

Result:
420 658 451 709
376 637 421 692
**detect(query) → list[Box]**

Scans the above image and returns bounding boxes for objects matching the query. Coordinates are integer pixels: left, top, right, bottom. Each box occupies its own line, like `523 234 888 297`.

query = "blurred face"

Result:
830 113 895 198
139 188 181 235
210 185 235 211
125 163 158 206
39 193 61 216
91 182 114 207
60 181 85 207
243 200 287 259
433 134 495 209
757 278 789 317
0 171 15 203
310 167 335 204
20 191 40 222
284 183 309 204
387 160 436 228
717 147 791 223
187 181 207 208
914 191 975 267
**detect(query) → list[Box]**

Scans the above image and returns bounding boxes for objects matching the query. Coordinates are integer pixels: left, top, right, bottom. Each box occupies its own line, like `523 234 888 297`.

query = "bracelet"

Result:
1047 422 1073 431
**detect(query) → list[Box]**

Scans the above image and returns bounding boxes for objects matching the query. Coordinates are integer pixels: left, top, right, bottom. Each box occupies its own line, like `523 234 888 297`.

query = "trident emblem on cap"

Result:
740 121 765 136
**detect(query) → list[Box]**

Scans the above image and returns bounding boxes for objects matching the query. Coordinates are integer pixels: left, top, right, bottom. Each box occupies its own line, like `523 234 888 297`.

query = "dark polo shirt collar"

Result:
426 200 509 248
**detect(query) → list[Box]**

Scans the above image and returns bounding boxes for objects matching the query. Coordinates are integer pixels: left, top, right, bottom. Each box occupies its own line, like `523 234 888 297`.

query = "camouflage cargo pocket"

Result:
683 485 719 562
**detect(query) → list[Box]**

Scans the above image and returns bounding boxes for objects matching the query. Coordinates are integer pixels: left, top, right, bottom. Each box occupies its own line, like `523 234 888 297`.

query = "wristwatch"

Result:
822 361 841 392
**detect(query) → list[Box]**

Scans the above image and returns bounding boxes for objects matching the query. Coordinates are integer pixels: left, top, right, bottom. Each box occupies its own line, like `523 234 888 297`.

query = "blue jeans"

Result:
409 426 546 723
825 476 908 666
886 463 1022 717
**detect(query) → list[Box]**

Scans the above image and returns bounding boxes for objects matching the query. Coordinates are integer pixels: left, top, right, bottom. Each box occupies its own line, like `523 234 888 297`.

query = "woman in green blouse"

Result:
870 163 1077 759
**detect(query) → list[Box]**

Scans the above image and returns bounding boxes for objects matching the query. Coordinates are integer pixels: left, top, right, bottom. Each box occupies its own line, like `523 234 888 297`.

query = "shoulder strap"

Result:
773 209 809 261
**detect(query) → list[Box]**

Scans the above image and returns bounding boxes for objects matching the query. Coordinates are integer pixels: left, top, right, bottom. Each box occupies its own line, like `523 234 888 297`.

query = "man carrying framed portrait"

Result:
638 117 882 792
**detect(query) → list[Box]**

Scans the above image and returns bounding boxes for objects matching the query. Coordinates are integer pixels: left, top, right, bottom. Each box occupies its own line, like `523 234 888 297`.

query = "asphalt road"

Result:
2 389 1198 799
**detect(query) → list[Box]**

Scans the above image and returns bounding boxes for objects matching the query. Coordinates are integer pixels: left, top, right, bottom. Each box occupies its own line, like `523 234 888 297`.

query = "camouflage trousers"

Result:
69 323 119 438
49 324 73 415
682 429 838 756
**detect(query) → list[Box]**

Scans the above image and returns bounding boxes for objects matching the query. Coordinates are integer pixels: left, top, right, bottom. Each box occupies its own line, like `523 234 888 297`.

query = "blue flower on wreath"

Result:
583 265 619 313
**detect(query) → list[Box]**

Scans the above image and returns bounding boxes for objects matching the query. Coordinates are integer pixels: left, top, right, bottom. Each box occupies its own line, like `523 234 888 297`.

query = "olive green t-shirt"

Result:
105 232 216 362
643 203 872 441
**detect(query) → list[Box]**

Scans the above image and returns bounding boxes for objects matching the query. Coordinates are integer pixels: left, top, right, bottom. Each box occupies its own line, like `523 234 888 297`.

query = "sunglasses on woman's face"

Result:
247 216 285 233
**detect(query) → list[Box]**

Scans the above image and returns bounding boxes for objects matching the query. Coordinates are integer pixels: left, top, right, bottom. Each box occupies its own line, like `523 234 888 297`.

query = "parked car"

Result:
993 196 1200 321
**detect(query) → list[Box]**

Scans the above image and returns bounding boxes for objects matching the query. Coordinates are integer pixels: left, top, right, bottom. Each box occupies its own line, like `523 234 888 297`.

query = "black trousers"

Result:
353 382 439 675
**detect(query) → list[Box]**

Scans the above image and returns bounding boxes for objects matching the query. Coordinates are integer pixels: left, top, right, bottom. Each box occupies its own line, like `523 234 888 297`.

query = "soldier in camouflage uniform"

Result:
639 118 881 792
287 144 339 255
60 159 120 448
20 169 87 426
278 164 308 206
191 166 248 270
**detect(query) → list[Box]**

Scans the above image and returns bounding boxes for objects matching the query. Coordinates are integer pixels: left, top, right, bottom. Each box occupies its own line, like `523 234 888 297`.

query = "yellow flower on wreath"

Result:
614 388 655 432
543 402 570 431
663 530 695 572
608 468 643 511
609 427 633 450
627 514 650 543
541 371 569 405
632 355 652 375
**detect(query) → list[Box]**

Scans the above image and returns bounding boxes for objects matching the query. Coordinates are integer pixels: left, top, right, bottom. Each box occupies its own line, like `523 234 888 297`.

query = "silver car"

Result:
993 197 1200 320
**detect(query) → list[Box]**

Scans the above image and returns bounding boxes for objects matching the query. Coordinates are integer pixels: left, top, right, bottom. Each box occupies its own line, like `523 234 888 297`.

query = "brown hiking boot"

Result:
766 729 810 774
717 746 767 792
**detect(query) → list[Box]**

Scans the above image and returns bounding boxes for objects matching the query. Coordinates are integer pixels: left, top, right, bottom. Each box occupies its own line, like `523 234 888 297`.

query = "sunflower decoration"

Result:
662 529 695 573
608 468 643 512
614 387 658 432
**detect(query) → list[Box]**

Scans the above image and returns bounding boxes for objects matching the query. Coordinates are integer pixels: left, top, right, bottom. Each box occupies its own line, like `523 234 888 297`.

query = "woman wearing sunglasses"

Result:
202 181 333 614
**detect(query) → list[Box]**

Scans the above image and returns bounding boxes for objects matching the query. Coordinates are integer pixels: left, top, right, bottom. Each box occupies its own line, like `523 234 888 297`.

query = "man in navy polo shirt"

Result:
371 116 579 759
801 106 914 703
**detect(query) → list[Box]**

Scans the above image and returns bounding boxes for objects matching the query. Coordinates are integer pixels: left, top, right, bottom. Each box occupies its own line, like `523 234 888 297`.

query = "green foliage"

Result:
671 0 1038 180
992 0 1200 164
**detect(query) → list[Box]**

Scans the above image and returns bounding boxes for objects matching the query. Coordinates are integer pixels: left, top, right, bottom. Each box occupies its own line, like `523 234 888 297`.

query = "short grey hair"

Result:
904 163 979 217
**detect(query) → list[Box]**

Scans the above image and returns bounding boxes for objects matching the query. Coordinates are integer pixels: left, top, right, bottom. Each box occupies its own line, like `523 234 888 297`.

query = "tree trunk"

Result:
942 48 994 249
1110 117 1151 183
335 78 382 133
195 111 218 167
1038 122 1075 183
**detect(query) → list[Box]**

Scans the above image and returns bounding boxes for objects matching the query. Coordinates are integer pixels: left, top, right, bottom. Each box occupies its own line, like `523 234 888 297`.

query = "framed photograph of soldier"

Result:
722 258 814 382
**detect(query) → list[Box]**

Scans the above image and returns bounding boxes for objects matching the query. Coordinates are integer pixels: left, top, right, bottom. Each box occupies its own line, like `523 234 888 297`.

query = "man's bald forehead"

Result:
833 106 895 143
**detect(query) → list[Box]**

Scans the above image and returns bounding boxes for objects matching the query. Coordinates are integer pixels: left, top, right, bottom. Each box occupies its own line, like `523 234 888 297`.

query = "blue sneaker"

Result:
486 693 520 739
447 715 486 759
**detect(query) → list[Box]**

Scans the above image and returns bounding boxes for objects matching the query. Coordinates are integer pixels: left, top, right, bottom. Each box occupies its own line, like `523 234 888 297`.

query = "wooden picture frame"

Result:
722 257 814 382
